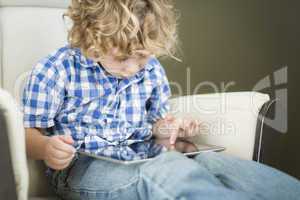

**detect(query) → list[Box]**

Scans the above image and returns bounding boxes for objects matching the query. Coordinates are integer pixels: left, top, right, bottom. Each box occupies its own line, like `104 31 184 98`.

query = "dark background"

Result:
161 0 300 179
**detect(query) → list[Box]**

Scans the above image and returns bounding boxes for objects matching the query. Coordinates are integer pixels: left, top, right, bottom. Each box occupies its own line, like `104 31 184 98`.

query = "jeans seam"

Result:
58 177 139 194
139 172 176 200
195 158 232 189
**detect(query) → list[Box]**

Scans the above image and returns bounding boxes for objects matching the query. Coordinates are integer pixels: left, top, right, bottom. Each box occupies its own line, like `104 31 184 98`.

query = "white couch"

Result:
0 1 271 199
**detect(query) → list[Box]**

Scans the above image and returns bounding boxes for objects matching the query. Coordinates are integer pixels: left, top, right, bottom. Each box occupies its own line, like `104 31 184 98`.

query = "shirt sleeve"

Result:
22 58 65 128
146 60 172 124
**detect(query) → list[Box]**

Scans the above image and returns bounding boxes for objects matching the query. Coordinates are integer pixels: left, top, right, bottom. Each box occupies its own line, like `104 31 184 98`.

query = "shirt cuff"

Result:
23 114 55 128
147 106 169 124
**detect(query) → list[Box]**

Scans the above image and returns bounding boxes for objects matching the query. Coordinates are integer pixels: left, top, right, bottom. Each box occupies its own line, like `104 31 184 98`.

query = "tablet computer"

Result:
77 142 225 165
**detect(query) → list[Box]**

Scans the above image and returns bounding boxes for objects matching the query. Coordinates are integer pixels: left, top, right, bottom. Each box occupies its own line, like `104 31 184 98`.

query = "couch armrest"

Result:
253 99 276 162
0 108 18 199
0 88 29 200
169 92 270 160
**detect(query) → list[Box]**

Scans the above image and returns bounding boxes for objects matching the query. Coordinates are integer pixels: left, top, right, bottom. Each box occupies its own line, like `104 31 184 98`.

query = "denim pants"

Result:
49 151 300 200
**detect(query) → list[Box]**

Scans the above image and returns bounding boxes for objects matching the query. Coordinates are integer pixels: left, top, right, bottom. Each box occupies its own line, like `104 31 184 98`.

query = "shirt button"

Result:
69 114 76 121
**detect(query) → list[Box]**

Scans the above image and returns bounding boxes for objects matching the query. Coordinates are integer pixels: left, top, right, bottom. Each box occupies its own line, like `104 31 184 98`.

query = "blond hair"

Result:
65 0 179 61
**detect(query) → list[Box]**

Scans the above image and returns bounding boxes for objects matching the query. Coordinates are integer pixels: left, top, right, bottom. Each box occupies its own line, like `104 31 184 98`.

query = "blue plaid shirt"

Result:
22 45 171 160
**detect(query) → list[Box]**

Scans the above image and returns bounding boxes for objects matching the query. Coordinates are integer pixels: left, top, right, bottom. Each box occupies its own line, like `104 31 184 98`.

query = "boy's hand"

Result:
153 114 201 146
155 138 198 153
43 135 76 170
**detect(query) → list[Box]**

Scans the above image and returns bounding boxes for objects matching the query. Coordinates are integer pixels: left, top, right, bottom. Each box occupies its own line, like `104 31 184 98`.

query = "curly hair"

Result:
64 0 179 61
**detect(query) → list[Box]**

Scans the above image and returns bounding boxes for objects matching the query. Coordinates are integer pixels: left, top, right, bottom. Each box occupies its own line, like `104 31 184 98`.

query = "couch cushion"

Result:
169 92 269 160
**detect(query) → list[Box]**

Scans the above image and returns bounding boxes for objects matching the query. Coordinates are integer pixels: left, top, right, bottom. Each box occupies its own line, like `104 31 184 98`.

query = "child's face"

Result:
98 48 151 78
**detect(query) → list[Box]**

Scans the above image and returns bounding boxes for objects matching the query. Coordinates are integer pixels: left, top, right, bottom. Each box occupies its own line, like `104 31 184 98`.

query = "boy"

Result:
23 0 199 169
23 1 300 199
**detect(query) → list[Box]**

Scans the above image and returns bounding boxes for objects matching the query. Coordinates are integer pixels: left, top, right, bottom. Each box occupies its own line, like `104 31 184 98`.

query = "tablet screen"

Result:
77 139 225 165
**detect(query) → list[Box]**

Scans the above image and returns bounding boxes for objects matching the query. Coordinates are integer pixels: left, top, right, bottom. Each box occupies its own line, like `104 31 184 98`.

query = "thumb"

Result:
169 120 179 145
164 114 175 121
169 132 177 145
59 135 74 145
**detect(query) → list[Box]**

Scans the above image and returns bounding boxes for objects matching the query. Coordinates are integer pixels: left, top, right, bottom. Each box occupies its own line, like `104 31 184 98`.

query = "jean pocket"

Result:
51 155 80 191
64 155 94 189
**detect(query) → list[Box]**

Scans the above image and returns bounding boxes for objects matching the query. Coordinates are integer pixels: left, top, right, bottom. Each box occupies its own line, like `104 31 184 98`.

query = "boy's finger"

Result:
59 135 74 145
46 156 73 170
176 127 183 137
195 120 201 133
50 154 74 166
185 121 192 136
178 119 187 136
165 114 175 121
190 121 198 136
52 138 76 154
47 157 73 166
194 121 199 133
169 130 178 145
187 123 193 137
50 146 74 160
169 144 176 151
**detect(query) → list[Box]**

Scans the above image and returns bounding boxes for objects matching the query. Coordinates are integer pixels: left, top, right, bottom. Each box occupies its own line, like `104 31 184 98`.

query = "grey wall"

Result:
162 0 300 178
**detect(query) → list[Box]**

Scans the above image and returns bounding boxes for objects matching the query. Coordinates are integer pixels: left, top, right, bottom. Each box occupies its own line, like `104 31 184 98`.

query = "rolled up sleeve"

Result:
146 61 171 124
22 59 65 128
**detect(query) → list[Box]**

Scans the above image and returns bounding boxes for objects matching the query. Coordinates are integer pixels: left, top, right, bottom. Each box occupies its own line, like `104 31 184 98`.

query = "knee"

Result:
141 151 193 172
139 151 205 183
195 152 236 167
151 151 186 163
67 158 138 192
196 151 221 161
137 151 223 199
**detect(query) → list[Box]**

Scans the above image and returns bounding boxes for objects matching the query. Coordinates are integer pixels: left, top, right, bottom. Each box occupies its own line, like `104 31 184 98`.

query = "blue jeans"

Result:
49 152 300 200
